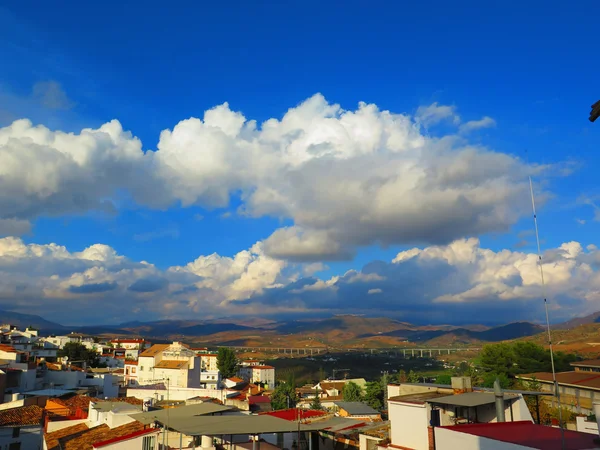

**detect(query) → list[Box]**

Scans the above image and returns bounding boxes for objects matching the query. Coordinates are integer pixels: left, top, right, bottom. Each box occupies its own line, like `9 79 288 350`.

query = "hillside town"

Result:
1 323 600 449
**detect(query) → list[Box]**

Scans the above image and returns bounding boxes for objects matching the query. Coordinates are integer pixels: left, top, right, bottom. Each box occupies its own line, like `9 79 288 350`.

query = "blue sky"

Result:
0 1 599 325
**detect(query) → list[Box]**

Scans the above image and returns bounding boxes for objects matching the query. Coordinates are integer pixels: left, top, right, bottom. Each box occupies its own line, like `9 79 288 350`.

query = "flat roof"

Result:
389 392 450 404
428 392 519 408
130 402 233 425
443 420 600 450
160 414 327 435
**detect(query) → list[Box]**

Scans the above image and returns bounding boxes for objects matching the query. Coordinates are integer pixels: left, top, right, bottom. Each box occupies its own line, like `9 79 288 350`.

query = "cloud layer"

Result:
0 95 537 261
0 236 598 325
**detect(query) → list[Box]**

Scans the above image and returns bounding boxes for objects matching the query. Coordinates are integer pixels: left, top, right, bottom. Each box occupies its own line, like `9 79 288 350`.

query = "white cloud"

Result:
416 102 460 126
0 95 549 261
459 116 496 134
0 235 599 324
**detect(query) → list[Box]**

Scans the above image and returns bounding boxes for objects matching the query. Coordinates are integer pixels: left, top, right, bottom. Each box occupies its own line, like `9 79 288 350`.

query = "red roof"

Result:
443 421 599 450
93 427 158 448
261 409 326 421
248 395 271 405
252 365 275 369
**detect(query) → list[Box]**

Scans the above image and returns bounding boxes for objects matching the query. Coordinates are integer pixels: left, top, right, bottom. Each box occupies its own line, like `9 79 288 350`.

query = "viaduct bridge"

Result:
215 346 480 357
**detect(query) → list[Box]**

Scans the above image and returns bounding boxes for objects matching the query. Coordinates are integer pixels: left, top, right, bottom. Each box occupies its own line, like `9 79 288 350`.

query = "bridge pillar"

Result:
438 349 441 355
448 349 450 355
403 350 406 357
420 350 423 357
429 350 432 357
411 349 414 357
311 349 313 355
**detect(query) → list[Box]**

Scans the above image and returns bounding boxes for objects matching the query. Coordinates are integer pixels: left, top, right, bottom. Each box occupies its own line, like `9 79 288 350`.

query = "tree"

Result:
407 370 420 383
364 380 384 410
271 380 297 410
342 381 363 402
480 372 510 389
436 374 452 385
309 388 323 410
216 347 238 379
58 342 99 367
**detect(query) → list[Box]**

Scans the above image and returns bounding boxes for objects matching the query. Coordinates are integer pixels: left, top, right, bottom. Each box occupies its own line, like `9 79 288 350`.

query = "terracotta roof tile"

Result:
0 405 43 426
139 344 170 357
102 397 144 406
45 423 89 450
60 421 146 450
154 360 188 369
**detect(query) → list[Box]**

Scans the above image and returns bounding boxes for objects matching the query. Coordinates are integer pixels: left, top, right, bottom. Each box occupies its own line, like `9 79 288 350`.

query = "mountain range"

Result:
0 309 560 348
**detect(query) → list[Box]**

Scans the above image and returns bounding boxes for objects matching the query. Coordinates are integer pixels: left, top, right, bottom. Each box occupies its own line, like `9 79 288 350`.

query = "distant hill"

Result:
120 320 254 337
0 309 66 334
555 311 600 330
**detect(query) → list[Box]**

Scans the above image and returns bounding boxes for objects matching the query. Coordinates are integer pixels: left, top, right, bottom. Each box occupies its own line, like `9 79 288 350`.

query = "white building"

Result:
0 404 43 450
200 370 221 389
42 370 119 398
197 353 218 371
238 365 275 389
137 342 201 389
385 378 533 450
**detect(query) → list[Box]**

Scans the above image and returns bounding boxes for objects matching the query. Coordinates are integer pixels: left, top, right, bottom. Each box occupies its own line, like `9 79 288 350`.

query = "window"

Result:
142 435 155 450
12 427 20 438
140 366 144 371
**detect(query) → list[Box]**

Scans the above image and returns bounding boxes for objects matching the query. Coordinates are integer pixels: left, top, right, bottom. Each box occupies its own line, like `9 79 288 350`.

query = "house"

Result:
334 402 381 420
124 361 138 386
385 377 533 450
44 420 153 450
0 404 44 450
137 342 201 388
571 359 600 373
516 371 600 414
197 353 218 371
42 369 119 398
248 395 272 413
45 395 97 421
200 370 221 389
238 365 275 389
434 420 600 450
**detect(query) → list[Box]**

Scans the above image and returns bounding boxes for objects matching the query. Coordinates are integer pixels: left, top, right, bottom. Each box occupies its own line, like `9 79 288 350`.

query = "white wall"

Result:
0 425 42 450
576 416 598 434
99 432 160 450
434 427 530 450
388 400 429 450
46 419 88 432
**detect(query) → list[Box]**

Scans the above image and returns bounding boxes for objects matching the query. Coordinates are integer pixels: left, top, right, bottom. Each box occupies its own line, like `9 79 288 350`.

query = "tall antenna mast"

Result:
528 176 565 448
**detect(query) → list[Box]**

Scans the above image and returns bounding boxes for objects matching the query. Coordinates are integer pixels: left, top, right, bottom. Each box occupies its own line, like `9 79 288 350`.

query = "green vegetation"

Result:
364 379 384 410
309 388 323 410
342 381 363 401
477 341 577 385
216 347 238 379
271 375 298 410
58 342 99 367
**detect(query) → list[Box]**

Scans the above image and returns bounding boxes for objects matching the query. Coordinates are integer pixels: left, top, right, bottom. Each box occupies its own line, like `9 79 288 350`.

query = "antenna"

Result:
529 176 565 448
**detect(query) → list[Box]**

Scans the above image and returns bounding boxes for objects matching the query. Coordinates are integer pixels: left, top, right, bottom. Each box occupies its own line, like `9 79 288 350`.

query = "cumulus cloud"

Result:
0 95 544 260
459 116 496 134
0 235 599 324
416 102 460 126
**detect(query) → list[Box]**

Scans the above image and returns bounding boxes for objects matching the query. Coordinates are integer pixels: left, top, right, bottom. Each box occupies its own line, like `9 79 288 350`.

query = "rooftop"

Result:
154 360 188 369
334 401 380 416
260 408 327 421
428 392 520 408
130 402 233 425
388 391 450 404
0 405 43 426
518 372 600 390
58 421 146 450
138 343 170 357
571 359 600 368
443 420 600 450
45 423 90 450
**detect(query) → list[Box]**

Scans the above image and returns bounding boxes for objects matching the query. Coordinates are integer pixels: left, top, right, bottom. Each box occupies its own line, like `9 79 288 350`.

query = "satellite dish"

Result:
63 356 68 361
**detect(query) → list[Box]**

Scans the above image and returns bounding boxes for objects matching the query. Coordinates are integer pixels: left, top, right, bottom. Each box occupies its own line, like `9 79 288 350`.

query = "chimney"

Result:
451 377 472 394
494 378 505 423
